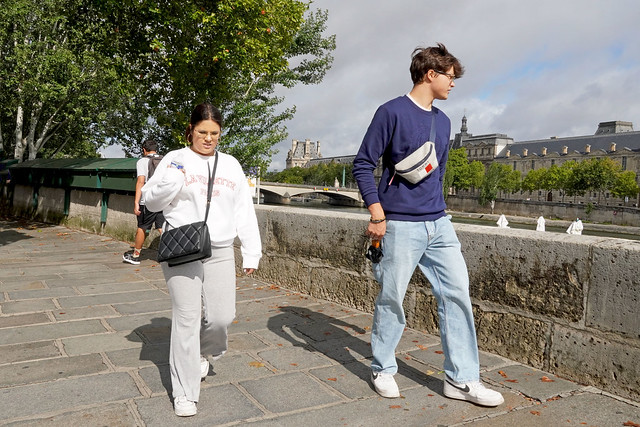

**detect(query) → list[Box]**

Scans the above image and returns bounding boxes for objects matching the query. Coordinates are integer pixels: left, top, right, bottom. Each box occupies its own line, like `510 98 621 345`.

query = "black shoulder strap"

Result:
203 152 219 223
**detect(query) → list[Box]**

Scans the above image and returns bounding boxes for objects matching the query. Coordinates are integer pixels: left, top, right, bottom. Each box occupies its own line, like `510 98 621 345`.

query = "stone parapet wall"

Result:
251 204 640 401
1 184 638 400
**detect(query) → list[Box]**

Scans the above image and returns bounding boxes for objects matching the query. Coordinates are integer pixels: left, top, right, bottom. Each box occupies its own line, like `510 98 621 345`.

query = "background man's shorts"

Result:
137 205 165 231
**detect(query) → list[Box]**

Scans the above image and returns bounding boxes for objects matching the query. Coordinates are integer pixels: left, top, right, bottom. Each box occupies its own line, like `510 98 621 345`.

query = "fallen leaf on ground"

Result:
434 350 443 354
541 376 555 382
530 411 541 416
498 370 508 378
623 421 640 427
248 361 264 368
505 379 518 383
327 378 337 381
389 405 402 409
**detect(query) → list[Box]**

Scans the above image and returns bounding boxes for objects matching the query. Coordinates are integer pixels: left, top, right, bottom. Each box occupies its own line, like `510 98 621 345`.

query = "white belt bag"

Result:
393 114 438 184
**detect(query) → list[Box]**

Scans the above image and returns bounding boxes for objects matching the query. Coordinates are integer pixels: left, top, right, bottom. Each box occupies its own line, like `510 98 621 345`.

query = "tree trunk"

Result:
0 121 4 156
26 101 43 161
14 105 26 162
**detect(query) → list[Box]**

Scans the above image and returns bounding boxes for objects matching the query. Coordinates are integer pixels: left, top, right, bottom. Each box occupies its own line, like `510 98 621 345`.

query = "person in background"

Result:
141 103 262 417
352 43 504 407
123 139 164 265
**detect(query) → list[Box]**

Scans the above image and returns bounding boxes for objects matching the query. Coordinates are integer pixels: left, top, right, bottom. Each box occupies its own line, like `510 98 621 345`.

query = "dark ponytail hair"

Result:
185 103 223 142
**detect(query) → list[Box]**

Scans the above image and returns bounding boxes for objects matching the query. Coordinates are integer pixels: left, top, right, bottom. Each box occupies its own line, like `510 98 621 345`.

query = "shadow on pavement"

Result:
126 317 173 397
267 306 439 395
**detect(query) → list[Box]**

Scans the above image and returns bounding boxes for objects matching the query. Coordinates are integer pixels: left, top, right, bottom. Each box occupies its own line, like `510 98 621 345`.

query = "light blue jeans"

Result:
371 216 480 383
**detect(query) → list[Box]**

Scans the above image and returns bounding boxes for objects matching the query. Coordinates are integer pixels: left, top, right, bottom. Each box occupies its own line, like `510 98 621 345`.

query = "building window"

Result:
551 159 555 166
531 160 535 170
513 161 517 170
622 156 627 170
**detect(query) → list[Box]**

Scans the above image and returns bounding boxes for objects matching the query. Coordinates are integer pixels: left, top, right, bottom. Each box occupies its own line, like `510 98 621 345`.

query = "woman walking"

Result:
142 102 262 416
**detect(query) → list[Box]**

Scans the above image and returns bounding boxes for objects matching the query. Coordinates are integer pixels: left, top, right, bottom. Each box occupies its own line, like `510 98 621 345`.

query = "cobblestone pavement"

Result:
1 218 639 426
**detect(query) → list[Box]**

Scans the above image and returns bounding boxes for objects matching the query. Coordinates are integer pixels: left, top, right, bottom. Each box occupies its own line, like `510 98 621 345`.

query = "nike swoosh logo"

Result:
447 380 470 393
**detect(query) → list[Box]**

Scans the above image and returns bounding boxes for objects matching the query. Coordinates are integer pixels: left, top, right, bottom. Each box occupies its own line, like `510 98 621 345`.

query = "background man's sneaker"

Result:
443 376 504 406
174 396 197 417
371 371 400 398
200 355 209 379
122 252 140 265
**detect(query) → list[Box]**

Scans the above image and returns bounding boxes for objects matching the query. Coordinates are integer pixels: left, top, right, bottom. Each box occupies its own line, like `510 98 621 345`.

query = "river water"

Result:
267 199 640 241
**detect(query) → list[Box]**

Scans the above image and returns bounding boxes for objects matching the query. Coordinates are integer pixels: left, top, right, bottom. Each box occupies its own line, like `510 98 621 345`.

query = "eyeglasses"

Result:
434 70 456 82
194 130 219 139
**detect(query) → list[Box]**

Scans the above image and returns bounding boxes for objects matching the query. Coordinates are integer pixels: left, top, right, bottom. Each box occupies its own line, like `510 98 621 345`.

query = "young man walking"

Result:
123 139 165 265
352 43 503 407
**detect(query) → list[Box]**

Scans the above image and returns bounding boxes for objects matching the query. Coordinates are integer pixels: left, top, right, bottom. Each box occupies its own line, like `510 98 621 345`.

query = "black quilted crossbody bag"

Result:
157 152 218 266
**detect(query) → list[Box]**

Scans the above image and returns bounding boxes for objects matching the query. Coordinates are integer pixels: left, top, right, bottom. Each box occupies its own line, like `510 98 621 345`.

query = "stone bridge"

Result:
258 182 363 207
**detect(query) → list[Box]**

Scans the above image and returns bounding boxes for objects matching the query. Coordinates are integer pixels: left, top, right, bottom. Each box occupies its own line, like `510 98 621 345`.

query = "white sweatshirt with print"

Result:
141 147 261 269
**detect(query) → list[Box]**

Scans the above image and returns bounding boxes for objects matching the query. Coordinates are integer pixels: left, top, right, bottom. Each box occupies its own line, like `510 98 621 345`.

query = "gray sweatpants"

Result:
161 245 236 402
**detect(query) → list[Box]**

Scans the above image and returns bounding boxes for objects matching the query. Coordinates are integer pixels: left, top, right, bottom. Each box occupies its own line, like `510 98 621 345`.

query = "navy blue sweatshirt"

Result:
353 95 451 221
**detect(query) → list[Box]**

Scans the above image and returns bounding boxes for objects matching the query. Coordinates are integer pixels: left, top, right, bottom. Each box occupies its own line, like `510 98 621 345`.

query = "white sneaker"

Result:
200 355 209 379
370 371 400 398
174 396 197 417
443 376 504 407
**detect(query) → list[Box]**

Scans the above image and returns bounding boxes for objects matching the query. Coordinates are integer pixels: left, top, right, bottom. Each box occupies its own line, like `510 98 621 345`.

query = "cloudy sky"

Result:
266 0 640 170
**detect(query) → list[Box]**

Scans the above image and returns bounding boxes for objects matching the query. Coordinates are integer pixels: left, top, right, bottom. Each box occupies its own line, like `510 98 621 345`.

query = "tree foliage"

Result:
520 158 635 203
0 0 132 161
1 0 336 168
102 0 335 171
479 162 520 205
265 162 354 187
443 147 485 198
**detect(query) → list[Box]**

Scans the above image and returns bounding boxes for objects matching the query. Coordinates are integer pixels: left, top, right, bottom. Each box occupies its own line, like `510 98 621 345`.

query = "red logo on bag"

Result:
425 164 433 173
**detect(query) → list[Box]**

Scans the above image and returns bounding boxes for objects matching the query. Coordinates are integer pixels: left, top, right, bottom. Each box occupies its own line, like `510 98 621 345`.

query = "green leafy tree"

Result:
443 148 485 198
522 168 544 199
0 0 134 160
557 160 578 201
610 170 640 204
570 157 620 202
479 162 519 205
102 1 335 170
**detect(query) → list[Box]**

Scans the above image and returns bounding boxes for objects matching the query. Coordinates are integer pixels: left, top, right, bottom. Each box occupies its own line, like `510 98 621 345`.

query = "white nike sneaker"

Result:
443 376 504 406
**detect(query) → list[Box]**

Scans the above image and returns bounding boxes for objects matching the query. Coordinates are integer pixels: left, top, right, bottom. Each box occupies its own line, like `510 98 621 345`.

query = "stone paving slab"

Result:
0 319 106 345
0 298 58 315
239 371 343 413
53 305 119 321
62 330 144 356
112 298 172 315
8 286 80 301
0 372 141 421
0 341 61 365
4 403 139 427
0 312 51 328
58 289 167 309
0 280 46 292
0 353 108 387
106 343 170 370
483 363 582 401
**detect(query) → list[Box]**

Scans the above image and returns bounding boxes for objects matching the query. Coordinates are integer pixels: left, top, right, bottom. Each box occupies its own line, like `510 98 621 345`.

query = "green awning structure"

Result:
8 158 139 191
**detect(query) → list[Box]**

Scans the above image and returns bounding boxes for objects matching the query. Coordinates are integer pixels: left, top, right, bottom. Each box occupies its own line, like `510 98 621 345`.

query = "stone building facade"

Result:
455 118 640 205
285 139 322 168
